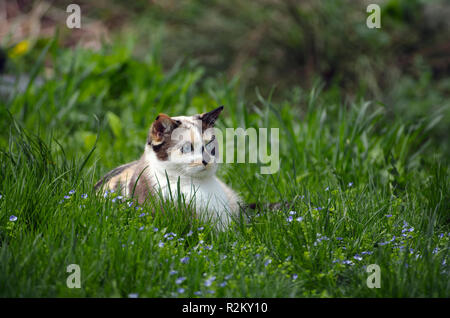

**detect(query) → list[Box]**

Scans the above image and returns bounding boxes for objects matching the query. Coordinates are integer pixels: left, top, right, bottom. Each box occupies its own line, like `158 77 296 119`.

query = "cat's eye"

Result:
205 139 215 156
181 142 194 154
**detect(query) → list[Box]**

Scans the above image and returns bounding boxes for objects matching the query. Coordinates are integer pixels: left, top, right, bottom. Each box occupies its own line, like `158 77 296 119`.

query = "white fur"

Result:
143 117 240 230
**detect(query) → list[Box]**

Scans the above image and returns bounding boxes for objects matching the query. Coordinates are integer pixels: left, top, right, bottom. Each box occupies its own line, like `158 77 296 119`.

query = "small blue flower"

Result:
289 211 297 215
336 237 343 241
342 260 355 266
64 195 71 199
117 196 123 200
361 251 373 255
103 191 109 198
255 253 261 258
187 230 193 237
139 226 144 231
194 291 202 296
81 193 88 199
438 233 444 239
264 259 272 267
385 214 392 218
127 201 133 207
432 248 438 254
169 270 178 275
205 245 213 250
9 215 17 222
139 212 146 218
292 274 298 280
198 226 204 231
286 216 293 222
325 187 329 191
111 198 117 203
348 182 353 187
69 190 75 195
158 241 164 248
128 293 138 298
180 256 190 264
353 254 363 261
219 281 227 287
175 277 186 284
204 276 216 287
296 217 304 222
177 288 185 294
0 194 2 199
153 227 158 232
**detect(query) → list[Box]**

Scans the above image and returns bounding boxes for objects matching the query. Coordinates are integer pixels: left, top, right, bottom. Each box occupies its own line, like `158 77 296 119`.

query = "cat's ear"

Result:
198 106 224 131
148 113 181 146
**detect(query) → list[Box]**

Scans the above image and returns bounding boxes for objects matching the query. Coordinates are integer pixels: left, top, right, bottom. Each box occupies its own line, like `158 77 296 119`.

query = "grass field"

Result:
0 41 448 297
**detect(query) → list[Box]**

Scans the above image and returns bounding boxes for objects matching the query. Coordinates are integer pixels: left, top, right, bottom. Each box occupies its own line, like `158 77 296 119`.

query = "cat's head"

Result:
146 106 223 179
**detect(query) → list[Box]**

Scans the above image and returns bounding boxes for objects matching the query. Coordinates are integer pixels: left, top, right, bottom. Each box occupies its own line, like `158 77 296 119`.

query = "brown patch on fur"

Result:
198 106 223 132
128 161 153 205
148 113 181 161
94 161 138 191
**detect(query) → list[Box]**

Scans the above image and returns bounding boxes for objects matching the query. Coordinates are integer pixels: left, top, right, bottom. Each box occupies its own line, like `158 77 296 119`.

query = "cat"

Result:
95 106 241 230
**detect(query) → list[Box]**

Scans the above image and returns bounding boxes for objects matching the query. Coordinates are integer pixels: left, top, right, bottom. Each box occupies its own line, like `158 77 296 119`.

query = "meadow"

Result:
0 40 448 297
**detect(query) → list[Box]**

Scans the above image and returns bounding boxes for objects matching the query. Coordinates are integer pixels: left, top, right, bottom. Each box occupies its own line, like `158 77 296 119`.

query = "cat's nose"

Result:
202 159 208 166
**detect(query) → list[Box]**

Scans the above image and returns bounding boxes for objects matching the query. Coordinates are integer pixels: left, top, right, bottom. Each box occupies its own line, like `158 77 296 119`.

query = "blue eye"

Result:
205 140 215 156
181 142 193 153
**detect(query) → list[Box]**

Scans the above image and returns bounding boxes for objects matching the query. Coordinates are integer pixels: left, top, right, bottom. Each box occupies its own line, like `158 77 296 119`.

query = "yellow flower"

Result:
9 40 30 58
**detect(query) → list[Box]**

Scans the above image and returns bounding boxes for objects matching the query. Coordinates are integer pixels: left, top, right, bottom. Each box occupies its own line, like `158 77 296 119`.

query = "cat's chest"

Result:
157 176 229 212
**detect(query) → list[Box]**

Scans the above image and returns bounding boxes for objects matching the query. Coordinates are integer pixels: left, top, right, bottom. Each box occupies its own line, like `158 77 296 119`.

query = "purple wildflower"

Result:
180 256 190 264
204 276 216 287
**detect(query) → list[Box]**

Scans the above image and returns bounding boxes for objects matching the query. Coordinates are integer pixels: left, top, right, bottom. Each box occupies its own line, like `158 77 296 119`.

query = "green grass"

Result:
0 42 448 297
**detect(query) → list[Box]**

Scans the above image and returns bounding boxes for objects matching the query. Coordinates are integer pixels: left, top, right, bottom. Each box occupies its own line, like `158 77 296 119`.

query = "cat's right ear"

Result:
148 114 181 146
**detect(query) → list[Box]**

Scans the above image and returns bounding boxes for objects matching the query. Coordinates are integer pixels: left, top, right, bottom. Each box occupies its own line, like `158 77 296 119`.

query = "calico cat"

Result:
95 106 241 230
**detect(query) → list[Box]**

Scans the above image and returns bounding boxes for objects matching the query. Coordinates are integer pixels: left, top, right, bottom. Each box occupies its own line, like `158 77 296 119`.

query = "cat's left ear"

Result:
198 106 224 131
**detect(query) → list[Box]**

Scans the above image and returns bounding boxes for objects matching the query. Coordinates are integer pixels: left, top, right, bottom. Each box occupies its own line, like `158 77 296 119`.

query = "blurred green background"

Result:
1 0 449 156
